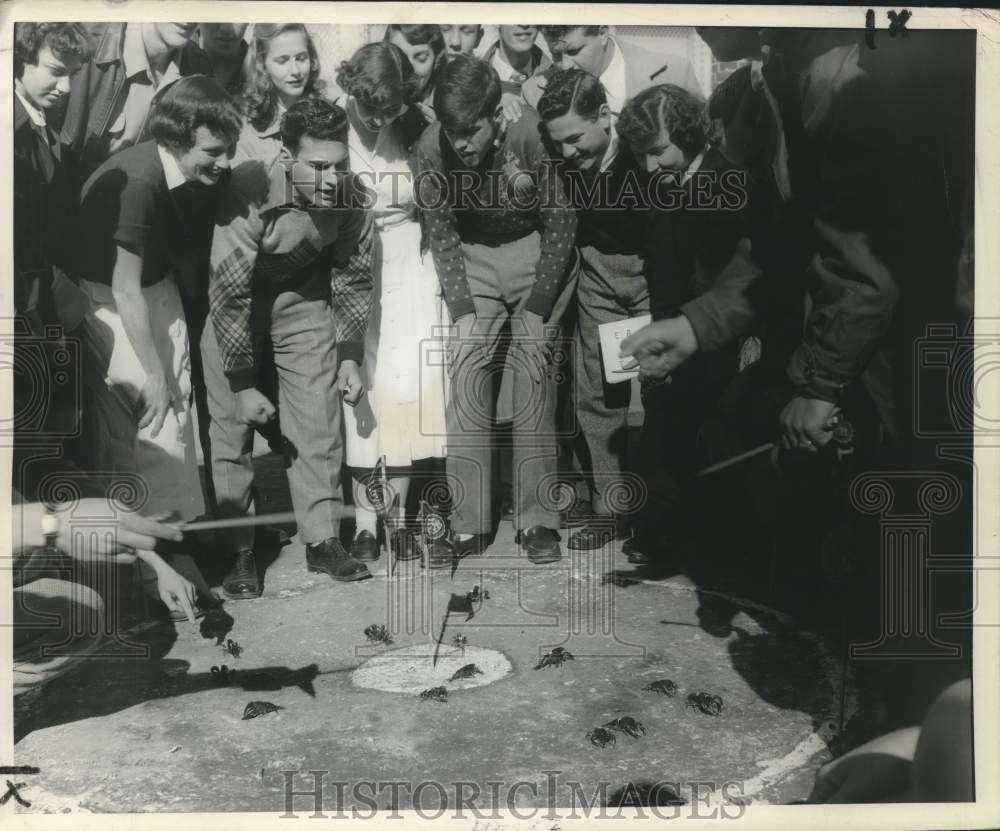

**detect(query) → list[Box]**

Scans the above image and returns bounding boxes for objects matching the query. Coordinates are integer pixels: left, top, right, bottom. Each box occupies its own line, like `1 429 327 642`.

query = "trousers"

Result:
574 246 650 516
446 232 577 534
201 276 346 551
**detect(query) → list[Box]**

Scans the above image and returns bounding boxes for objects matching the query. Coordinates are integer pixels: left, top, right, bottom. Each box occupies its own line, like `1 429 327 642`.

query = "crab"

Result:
643 679 679 697
222 638 243 659
364 624 393 646
534 647 574 670
211 665 236 686
418 686 449 703
449 663 483 682
686 691 724 716
469 585 490 603
242 700 283 720
452 634 468 649
603 716 646 738
586 727 617 748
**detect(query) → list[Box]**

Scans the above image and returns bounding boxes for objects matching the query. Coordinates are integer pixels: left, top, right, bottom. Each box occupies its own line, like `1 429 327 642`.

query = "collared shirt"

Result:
601 37 628 115
107 23 183 156
681 144 710 185
598 118 621 174
490 44 532 84
156 144 188 190
15 88 47 128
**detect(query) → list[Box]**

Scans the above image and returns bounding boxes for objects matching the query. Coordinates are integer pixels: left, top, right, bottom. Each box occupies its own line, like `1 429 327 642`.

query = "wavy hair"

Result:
336 42 421 115
241 23 325 132
617 84 709 159
14 22 92 79
537 68 607 123
148 74 243 151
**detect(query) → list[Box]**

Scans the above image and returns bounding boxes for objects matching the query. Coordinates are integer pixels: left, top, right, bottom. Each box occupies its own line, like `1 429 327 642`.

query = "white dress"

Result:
342 102 448 469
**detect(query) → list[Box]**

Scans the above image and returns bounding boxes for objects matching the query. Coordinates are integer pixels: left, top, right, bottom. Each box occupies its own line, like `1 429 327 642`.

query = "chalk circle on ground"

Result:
351 644 513 694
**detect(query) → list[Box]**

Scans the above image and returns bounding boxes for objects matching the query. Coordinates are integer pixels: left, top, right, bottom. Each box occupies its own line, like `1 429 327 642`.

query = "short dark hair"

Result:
537 68 607 123
148 75 243 151
14 22 92 79
617 84 708 158
433 54 501 133
336 42 422 115
280 97 349 150
542 25 602 41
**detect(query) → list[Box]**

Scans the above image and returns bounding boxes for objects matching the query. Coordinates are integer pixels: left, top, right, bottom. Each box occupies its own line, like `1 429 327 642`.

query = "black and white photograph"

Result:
2 2 998 825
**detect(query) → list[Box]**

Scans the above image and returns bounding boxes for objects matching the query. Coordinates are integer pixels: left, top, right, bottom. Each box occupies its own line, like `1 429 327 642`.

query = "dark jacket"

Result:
755 30 974 441
55 22 212 189
644 144 762 352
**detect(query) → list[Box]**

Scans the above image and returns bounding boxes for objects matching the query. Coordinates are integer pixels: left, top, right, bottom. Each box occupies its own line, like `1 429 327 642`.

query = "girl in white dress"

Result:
336 43 449 564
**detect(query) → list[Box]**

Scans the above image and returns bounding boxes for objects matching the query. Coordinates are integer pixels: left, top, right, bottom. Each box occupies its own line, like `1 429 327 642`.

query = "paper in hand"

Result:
598 315 652 383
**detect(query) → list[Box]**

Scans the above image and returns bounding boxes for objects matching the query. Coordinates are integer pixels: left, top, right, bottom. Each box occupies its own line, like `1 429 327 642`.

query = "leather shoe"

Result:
350 530 380 562
567 521 619 551
516 526 562 564
454 533 490 559
390 528 423 562
306 537 371 582
422 538 456 569
222 549 262 600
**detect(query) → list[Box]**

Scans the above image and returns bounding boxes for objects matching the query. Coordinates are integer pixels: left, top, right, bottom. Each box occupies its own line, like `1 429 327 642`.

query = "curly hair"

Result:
241 23 325 132
537 68 607 123
280 97 349 151
336 42 421 116
383 24 446 99
617 84 708 158
148 75 243 151
14 22 92 79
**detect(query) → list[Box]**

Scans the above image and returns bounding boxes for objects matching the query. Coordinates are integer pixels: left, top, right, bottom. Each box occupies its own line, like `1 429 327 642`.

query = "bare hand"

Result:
337 360 364 406
499 92 524 123
235 388 276 427
779 397 839 451
53 498 185 562
141 552 198 624
137 371 173 438
513 309 549 384
620 316 699 382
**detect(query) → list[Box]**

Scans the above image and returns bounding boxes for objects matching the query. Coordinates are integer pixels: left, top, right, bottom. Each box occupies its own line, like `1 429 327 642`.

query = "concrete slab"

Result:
14 521 847 814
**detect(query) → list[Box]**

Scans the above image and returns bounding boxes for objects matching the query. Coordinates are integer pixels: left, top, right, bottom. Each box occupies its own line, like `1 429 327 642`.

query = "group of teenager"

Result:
13 21 974 721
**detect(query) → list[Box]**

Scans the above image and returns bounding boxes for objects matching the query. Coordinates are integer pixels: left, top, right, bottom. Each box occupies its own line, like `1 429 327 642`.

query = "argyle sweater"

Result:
412 108 577 321
209 157 374 392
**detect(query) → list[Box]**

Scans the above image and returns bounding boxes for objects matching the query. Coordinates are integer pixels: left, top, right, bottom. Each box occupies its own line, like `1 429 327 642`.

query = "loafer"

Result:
306 537 371 582
350 530 380 562
222 549 262 600
389 528 423 562
422 538 456 569
453 533 491 560
567 521 619 551
516 526 562 564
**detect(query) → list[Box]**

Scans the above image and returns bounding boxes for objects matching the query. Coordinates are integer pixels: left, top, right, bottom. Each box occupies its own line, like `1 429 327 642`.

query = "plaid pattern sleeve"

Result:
414 137 476 322
329 195 375 367
525 155 577 318
209 185 264 392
